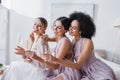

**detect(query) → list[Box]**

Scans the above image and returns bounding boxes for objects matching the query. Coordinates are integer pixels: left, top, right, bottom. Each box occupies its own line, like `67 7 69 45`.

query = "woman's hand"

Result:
26 57 33 63
15 46 26 59
29 32 34 43
25 51 39 60
41 54 57 63
15 46 25 55
25 51 44 64
41 34 49 42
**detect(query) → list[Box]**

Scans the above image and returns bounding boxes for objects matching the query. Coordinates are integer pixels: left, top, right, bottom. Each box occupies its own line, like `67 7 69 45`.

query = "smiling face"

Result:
69 20 80 37
53 20 66 37
33 18 46 35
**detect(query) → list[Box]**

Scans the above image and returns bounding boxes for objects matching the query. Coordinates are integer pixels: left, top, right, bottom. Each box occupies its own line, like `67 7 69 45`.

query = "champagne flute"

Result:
44 45 49 70
44 44 50 60
40 43 50 70
16 32 22 46
25 37 31 50
25 39 29 50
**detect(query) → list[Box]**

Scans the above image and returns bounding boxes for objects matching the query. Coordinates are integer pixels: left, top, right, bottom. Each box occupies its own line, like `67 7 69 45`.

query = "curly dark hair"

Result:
54 16 70 31
69 11 96 39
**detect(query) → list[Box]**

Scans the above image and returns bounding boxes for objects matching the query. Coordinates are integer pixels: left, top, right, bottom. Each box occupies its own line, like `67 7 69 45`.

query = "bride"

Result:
1 17 53 80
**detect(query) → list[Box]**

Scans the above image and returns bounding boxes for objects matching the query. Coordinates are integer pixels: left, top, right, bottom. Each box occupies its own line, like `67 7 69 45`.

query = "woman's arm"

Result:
15 46 33 62
29 32 35 43
41 39 71 69
30 52 58 69
48 37 57 42
48 39 94 70
41 34 57 42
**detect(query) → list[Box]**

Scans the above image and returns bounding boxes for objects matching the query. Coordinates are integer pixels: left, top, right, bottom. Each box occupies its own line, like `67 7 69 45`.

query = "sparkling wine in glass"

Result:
25 37 31 50
16 32 22 46
40 41 50 70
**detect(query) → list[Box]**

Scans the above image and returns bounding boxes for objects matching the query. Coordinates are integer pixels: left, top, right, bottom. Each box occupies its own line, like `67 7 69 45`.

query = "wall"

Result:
9 10 34 62
2 0 120 63
0 5 9 64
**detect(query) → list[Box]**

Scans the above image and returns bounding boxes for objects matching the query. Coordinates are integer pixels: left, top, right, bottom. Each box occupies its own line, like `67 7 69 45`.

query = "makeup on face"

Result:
33 24 42 32
52 20 64 30
34 20 44 28
33 19 45 33
53 25 63 30
69 26 79 31
69 20 79 31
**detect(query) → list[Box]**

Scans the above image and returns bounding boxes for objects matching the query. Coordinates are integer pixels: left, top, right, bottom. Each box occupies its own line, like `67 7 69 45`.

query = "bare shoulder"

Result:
59 38 71 50
85 38 93 43
62 38 71 45
83 38 94 49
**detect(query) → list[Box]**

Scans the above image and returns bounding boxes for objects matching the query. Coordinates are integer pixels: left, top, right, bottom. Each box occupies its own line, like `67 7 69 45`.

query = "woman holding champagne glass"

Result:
1 16 81 80
1 17 53 80
43 12 116 80
20 16 81 80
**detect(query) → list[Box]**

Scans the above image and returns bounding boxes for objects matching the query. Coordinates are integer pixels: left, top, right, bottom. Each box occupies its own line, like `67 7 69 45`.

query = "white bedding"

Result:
1 51 120 80
95 52 120 80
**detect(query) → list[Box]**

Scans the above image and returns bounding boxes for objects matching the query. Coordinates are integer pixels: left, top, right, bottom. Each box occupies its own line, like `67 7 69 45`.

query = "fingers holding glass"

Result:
25 51 35 58
41 34 49 42
15 46 25 55
24 51 35 62
41 54 56 63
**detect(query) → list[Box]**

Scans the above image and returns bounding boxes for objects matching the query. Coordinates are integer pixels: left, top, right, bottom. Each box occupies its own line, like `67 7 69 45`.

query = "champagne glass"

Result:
25 39 29 50
44 44 50 59
16 32 22 46
25 37 31 50
44 45 50 70
40 43 50 70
